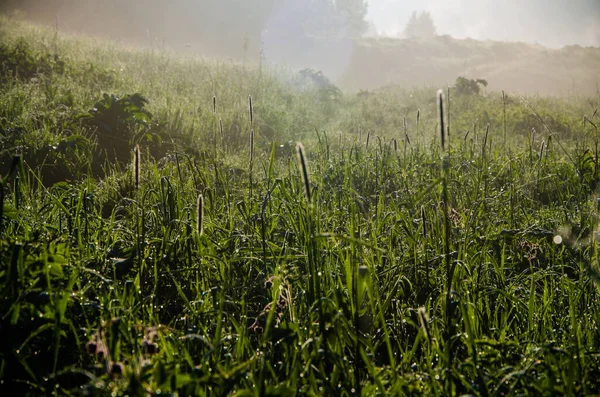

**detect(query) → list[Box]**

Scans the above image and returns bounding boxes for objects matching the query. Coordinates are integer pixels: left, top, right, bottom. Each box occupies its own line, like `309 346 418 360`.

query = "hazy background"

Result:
3 0 599 47
1 0 599 95
369 0 600 48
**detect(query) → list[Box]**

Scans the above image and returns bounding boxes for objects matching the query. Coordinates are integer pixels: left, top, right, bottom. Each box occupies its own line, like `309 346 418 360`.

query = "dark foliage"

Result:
454 76 488 96
0 38 65 83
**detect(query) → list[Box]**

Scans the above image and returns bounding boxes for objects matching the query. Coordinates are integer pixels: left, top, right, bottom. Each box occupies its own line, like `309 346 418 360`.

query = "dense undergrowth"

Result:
1 15 600 396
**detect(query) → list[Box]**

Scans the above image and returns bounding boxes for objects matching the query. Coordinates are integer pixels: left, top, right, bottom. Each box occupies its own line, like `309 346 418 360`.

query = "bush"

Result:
454 76 488 96
78 93 153 166
0 38 65 83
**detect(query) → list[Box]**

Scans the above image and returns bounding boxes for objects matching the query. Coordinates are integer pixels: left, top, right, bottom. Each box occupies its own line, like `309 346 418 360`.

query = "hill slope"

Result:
2 16 600 397
340 35 600 96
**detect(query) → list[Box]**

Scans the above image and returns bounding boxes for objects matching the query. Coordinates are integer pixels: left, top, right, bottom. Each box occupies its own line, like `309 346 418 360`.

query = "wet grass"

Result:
1 15 600 396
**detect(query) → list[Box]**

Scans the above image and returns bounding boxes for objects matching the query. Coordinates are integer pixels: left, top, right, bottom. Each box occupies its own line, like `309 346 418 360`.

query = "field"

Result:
341 36 600 96
2 15 600 396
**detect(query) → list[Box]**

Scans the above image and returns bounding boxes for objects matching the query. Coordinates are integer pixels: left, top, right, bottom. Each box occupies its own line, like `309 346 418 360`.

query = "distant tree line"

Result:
402 11 437 39
1 0 369 59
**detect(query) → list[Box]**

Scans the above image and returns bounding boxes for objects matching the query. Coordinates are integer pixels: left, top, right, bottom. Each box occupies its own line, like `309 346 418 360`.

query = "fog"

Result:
370 0 600 48
2 0 599 94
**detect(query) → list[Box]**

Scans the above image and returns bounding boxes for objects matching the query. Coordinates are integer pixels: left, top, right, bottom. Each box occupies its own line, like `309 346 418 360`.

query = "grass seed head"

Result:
417 307 431 340
134 144 141 189
249 95 253 126
421 205 427 238
10 153 23 177
296 143 311 204
109 361 124 376
0 176 4 231
86 332 108 360
142 327 159 356
437 89 446 152
196 193 204 236
358 265 368 278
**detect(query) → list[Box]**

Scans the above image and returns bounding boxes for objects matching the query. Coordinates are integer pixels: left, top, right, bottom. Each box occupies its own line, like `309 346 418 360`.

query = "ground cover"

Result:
1 16 600 396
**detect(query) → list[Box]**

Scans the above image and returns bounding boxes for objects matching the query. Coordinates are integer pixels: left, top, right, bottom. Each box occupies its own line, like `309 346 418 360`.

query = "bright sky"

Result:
367 0 600 48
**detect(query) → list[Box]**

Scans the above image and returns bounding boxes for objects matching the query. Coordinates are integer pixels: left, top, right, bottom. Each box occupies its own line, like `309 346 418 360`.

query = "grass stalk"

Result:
502 90 507 146
0 176 4 233
437 89 455 385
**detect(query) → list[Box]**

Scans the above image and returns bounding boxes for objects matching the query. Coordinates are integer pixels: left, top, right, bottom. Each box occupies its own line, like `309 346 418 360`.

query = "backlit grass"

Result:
1 15 600 396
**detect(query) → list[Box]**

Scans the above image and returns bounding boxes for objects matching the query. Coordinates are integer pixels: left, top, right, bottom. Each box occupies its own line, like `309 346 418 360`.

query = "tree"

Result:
335 0 369 38
402 11 437 39
454 77 488 96
364 20 379 37
261 0 354 77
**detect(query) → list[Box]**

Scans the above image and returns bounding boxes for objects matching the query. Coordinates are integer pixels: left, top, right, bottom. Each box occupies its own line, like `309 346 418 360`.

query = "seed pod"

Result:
437 89 446 152
134 144 141 190
296 143 311 204
249 95 253 126
196 194 204 236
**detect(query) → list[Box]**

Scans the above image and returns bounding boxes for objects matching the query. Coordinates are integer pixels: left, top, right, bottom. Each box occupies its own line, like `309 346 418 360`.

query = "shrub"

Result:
78 93 153 166
454 76 488 96
0 38 65 83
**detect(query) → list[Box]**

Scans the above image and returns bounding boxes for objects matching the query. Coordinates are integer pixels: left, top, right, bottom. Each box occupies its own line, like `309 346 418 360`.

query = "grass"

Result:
1 15 600 396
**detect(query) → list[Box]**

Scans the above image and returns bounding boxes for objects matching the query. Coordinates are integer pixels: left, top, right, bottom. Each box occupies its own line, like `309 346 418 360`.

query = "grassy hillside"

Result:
2 16 600 396
340 36 600 96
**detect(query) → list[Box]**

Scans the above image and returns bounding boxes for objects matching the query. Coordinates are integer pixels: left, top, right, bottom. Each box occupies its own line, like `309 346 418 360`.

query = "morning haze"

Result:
3 1 600 395
2 0 599 95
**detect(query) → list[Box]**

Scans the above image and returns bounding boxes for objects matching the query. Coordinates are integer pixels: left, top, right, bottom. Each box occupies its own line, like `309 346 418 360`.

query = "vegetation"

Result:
402 11 437 39
334 0 369 38
341 37 600 95
454 77 488 96
1 0 370 57
3 2 599 96
2 16 600 396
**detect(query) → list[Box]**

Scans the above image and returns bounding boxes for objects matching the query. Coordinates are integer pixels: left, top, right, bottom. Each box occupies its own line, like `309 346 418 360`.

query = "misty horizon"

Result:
2 0 599 49
368 0 600 48
1 0 599 95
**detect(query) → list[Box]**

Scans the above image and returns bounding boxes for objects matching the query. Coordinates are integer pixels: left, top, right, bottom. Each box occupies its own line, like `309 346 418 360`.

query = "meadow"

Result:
1 15 600 396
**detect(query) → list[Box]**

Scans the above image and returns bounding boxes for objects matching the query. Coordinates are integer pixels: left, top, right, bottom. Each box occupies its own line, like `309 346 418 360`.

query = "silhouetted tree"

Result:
364 20 379 37
454 77 488 96
335 0 369 38
261 0 354 76
402 11 437 39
